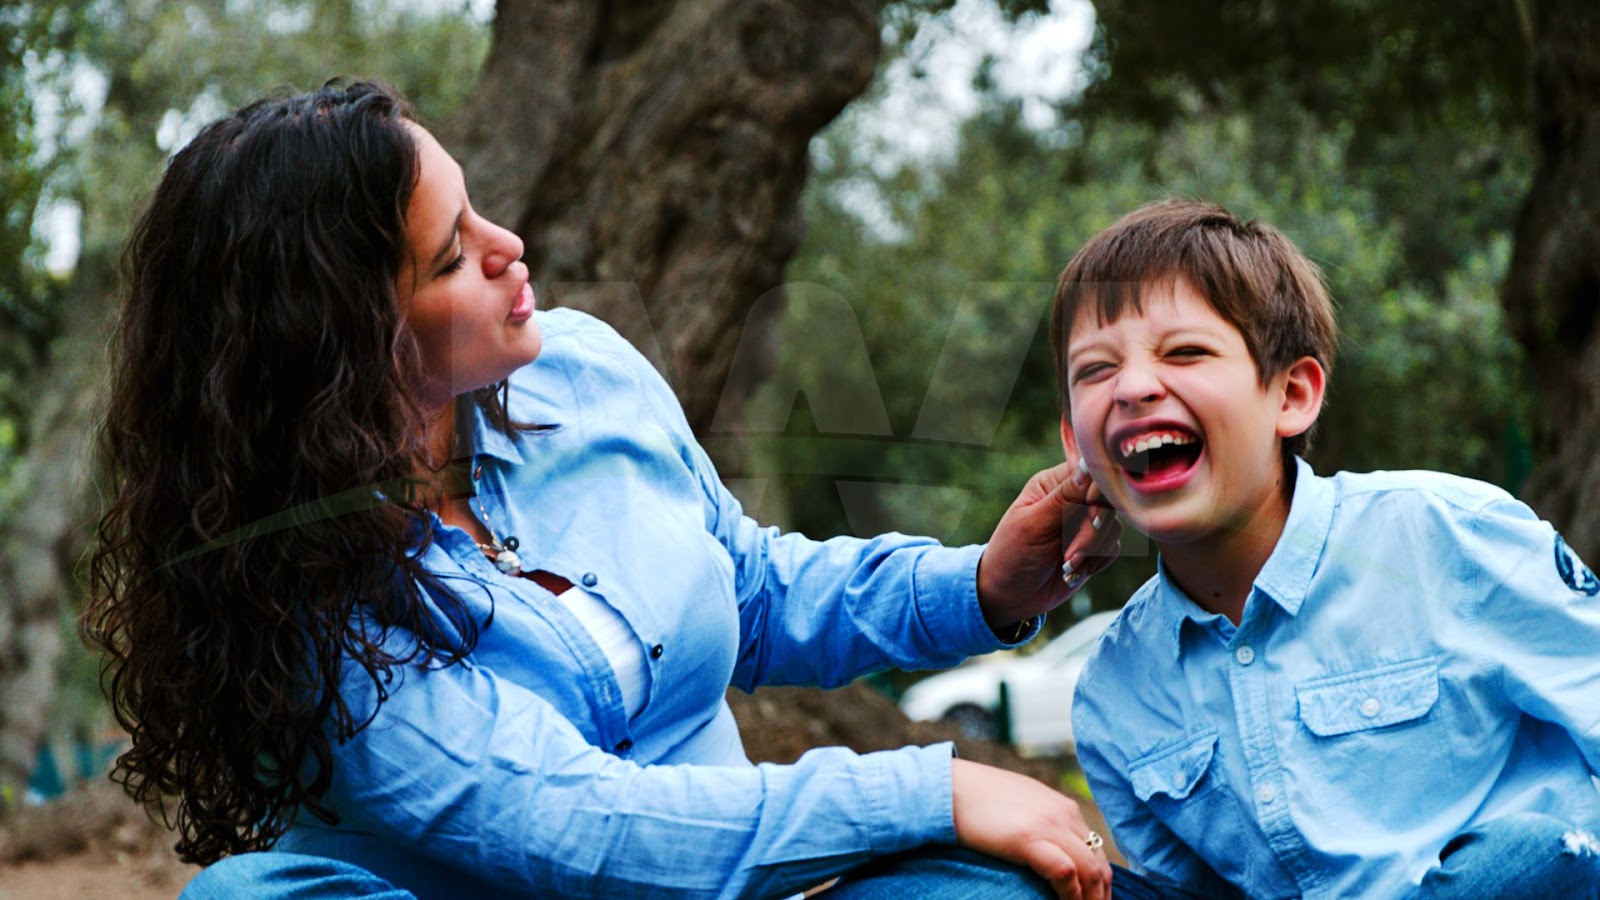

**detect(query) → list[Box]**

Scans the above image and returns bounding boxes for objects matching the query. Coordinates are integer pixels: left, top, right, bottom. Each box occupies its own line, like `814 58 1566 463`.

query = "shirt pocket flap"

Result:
1295 657 1440 737
1129 730 1219 802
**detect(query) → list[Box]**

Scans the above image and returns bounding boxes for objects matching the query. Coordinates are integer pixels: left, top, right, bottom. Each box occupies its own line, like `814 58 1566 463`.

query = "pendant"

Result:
492 535 522 575
493 547 523 575
478 534 524 576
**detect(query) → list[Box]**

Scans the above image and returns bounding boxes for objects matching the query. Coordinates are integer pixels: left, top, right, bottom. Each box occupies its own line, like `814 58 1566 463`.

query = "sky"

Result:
867 0 1094 166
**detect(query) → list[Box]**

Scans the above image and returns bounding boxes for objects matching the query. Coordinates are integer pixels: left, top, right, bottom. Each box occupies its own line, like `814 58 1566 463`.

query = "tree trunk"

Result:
444 0 881 431
0 273 108 800
1503 0 1600 561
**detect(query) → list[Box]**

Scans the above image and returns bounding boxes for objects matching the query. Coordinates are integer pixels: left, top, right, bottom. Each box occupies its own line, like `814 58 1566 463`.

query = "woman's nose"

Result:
482 220 525 277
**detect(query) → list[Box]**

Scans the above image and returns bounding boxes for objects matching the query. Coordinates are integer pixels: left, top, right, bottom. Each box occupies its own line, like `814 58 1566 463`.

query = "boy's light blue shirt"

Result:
276 310 1020 899
1073 457 1600 899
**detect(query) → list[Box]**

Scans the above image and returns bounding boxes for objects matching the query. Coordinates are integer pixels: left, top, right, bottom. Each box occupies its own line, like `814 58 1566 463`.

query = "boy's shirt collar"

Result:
1251 456 1336 615
1151 456 1337 658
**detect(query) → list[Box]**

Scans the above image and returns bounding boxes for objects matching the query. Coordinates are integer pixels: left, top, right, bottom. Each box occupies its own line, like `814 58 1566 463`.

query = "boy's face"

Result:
1061 277 1321 548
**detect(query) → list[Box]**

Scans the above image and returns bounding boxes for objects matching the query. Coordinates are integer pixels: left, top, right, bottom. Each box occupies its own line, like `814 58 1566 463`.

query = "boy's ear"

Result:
1059 416 1081 460
1275 356 1326 439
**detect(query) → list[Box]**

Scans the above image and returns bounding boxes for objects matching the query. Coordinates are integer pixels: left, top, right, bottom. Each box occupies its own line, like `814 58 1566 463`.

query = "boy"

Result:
1053 200 1600 898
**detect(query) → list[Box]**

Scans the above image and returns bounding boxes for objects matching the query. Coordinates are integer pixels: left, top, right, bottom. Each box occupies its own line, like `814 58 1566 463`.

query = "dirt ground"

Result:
0 779 197 900
1 684 1113 899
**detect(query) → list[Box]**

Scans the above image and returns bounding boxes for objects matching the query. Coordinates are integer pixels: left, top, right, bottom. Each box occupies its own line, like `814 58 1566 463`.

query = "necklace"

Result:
471 478 524 575
477 534 524 575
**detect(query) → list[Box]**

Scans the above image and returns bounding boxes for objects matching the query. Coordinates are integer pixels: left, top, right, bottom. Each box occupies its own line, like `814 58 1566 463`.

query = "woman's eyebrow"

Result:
428 211 463 272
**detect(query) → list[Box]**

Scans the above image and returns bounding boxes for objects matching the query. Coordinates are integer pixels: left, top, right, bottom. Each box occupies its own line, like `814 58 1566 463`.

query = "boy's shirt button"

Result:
1360 697 1382 717
1256 783 1278 805
1234 646 1256 665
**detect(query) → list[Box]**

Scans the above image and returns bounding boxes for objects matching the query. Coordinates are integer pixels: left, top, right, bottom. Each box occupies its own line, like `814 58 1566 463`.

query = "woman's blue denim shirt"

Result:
278 309 1024 899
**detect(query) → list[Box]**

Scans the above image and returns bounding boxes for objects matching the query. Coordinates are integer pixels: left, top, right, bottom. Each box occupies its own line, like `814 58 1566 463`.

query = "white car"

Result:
899 610 1119 753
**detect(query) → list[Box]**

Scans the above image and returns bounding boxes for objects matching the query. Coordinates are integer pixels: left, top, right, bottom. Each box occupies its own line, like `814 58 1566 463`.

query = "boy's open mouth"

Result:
1115 428 1203 484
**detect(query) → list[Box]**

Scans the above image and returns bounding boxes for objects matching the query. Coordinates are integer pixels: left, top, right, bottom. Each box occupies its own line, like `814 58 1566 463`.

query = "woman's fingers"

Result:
950 761 1114 900
1022 832 1112 900
1061 472 1121 584
1020 838 1082 900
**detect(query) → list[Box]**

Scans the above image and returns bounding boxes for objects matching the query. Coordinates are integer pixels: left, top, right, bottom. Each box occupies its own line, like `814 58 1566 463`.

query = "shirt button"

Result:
651 644 664 659
614 738 633 753
581 572 599 587
1234 646 1256 665
1255 783 1277 805
1360 697 1382 718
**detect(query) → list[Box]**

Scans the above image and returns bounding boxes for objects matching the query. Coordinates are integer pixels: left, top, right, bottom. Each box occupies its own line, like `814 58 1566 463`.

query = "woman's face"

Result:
397 123 540 410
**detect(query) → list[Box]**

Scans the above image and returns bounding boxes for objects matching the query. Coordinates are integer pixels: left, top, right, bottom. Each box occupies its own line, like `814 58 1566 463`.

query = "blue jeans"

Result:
828 847 1210 899
1412 813 1600 900
181 846 1204 899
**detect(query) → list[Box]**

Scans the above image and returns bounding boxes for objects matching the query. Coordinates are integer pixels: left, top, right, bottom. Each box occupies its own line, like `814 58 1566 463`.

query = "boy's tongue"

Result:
1126 438 1203 483
1141 448 1195 480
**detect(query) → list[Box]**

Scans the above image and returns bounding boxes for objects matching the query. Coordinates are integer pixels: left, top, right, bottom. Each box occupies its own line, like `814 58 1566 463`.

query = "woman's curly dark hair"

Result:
84 80 496 865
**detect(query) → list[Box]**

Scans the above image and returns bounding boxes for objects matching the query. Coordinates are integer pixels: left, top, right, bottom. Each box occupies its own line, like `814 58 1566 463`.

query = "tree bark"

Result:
1503 0 1600 561
444 0 881 431
0 273 108 800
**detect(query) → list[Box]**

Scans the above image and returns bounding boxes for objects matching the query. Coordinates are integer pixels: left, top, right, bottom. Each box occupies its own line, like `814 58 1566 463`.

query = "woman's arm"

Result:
322 635 956 900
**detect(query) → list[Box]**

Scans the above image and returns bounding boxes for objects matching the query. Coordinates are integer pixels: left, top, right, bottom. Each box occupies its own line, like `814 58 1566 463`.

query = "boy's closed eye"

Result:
1071 361 1114 385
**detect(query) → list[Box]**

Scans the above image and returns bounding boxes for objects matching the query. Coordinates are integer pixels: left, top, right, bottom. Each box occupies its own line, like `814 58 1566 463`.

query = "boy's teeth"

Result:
1120 431 1196 459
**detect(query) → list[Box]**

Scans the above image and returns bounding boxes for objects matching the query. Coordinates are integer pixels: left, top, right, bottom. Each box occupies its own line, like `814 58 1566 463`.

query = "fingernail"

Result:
1061 554 1082 583
1077 457 1090 474
1092 513 1102 530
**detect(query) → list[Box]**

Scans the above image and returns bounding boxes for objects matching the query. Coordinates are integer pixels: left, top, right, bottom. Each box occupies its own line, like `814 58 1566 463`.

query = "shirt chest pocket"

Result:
1130 729 1223 803
1295 657 1439 737
1127 729 1258 886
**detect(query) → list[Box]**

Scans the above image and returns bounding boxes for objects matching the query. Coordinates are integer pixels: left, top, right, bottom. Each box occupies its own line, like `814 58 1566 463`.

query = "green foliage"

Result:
63 0 492 269
1080 0 1529 138
0 1 82 471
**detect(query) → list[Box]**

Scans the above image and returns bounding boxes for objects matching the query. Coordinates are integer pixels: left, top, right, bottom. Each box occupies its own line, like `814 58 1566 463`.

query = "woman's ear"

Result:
1275 356 1327 440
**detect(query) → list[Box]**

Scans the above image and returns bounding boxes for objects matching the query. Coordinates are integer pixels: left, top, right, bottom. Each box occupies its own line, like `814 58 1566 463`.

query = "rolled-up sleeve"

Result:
708 492 1008 691
621 323 1017 692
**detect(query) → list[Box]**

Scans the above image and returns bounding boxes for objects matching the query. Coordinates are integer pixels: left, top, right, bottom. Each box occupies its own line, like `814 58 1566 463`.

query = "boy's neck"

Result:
1155 465 1297 626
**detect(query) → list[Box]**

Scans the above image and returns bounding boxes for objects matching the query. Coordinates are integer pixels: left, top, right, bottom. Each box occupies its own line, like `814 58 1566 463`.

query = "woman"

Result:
87 80 1133 899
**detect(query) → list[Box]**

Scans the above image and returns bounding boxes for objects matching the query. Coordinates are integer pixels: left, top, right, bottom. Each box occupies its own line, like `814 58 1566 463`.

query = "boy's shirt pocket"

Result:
1127 728 1268 890
1286 655 1464 830
1130 729 1224 802
1295 657 1440 736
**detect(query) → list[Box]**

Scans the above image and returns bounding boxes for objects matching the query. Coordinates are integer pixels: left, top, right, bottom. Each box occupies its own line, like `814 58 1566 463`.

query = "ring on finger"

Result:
1084 830 1105 852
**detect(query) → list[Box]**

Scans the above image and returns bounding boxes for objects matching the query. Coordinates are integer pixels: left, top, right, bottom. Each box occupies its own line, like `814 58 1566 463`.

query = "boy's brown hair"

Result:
1049 199 1338 457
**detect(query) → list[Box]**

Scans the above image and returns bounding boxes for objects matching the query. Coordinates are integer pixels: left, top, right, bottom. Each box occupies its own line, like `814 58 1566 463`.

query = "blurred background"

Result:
3 0 1595 890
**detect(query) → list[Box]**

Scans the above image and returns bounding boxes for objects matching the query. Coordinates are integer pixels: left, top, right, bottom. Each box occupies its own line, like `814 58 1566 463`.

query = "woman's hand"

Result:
951 759 1112 900
976 456 1122 634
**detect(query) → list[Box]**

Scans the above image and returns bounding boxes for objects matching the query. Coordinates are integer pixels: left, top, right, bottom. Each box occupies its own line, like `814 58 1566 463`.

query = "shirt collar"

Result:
1252 456 1335 617
1150 456 1335 656
464 394 528 466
